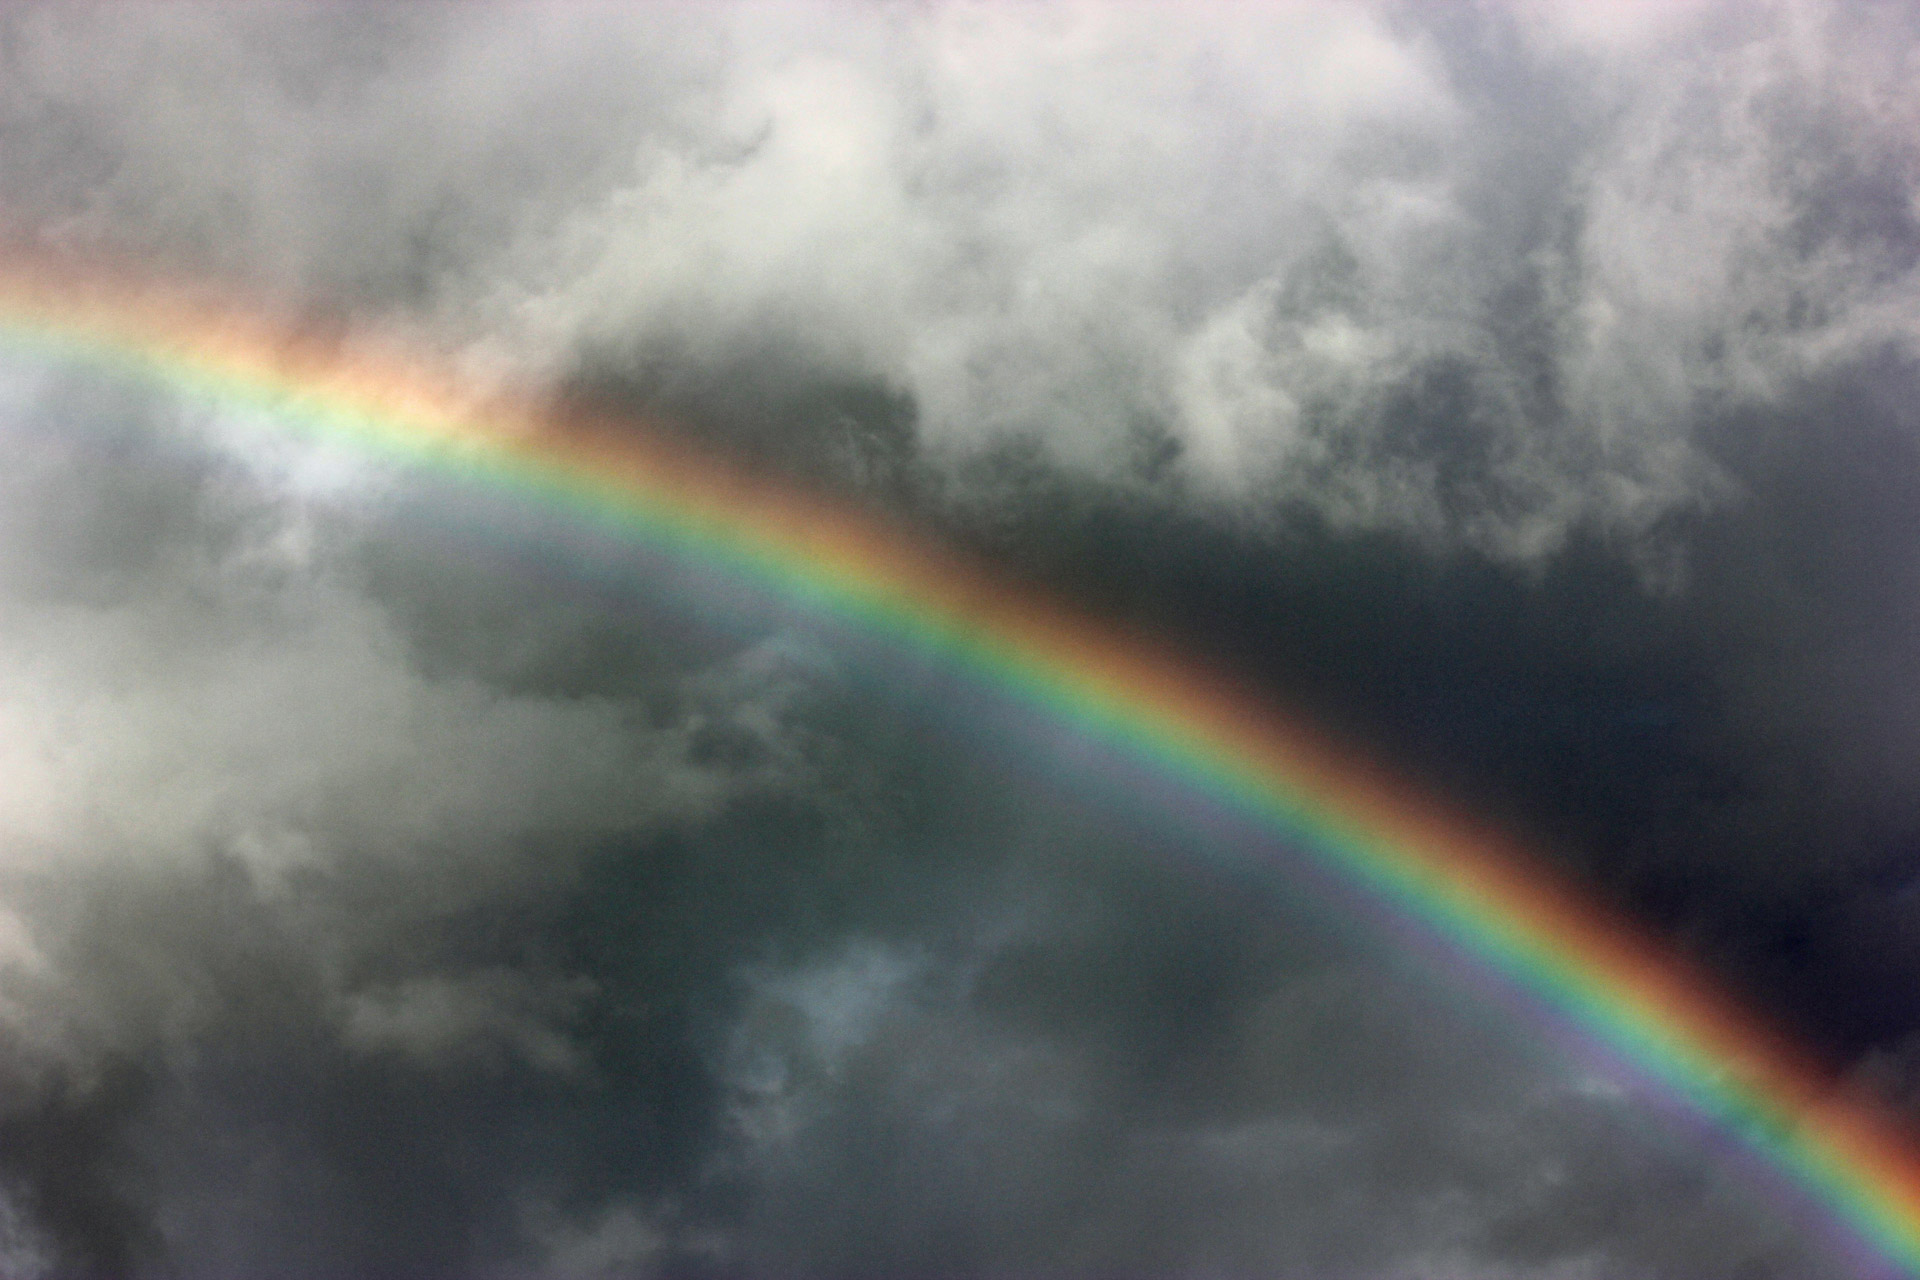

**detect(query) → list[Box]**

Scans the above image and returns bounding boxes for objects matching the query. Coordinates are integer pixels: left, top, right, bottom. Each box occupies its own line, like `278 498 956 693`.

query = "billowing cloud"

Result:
7 1 1917 554
0 2 1918 1277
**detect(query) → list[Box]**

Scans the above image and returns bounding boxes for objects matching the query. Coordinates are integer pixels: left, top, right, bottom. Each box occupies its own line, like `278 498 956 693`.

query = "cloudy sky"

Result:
2 1 1920 1275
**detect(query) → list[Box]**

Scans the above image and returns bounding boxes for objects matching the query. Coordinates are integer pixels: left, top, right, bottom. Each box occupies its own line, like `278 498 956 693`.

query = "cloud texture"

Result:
0 2 1918 1276
7 1 1918 547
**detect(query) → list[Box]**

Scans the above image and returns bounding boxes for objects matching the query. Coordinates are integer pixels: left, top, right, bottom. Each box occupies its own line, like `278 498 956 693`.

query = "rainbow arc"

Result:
2 263 1918 1275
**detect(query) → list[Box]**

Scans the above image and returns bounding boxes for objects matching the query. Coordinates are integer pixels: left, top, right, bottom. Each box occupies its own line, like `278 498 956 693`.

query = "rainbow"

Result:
2 262 1918 1273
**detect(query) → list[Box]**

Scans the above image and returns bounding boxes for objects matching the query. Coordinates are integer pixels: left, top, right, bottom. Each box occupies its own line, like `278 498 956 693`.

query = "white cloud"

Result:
10 2 1916 556
0 6 1914 1273
0 365 724 1069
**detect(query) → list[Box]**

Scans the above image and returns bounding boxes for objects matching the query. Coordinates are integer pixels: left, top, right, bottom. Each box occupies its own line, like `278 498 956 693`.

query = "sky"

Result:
1 1 1919 1276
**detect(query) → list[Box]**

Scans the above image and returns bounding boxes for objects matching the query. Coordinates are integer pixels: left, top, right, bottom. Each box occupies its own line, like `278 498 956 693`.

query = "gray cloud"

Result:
0 3 1917 1278
7 1 1917 555
692 928 1826 1280
0 356 755 1272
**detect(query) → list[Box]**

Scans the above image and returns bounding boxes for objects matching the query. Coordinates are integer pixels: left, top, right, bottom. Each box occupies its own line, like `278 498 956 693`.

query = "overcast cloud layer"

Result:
2 2 1920 1277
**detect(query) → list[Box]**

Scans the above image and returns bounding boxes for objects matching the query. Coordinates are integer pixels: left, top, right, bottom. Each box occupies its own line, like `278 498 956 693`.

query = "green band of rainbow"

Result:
3 265 1919 1274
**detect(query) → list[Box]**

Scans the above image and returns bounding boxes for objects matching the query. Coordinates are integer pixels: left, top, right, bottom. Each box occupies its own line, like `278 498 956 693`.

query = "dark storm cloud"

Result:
2 2 1920 1278
930 346 1920 1064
